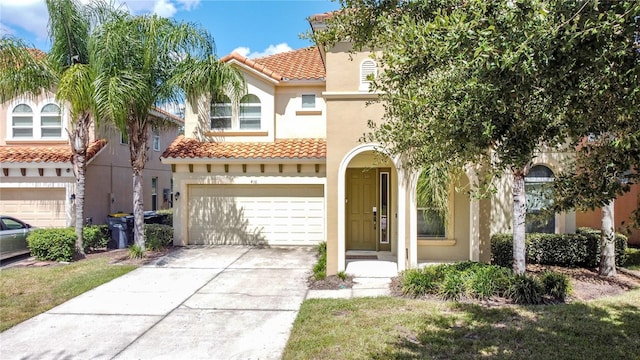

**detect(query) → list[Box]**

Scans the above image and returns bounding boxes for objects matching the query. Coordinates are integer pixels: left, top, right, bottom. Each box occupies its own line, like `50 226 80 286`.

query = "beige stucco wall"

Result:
85 124 178 224
275 84 326 139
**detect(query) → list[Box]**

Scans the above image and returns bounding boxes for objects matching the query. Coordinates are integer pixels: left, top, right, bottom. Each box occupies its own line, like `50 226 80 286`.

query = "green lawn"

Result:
284 289 640 360
0 257 136 332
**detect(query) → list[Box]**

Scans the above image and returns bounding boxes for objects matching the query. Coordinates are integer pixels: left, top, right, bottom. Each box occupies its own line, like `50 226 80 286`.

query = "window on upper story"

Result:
152 129 160 151
211 94 232 129
11 104 34 138
40 104 62 138
301 94 316 109
525 165 555 233
239 94 261 129
8 101 65 140
359 59 377 91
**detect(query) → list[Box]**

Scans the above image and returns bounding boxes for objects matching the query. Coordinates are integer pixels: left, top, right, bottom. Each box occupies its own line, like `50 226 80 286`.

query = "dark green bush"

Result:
506 274 544 305
539 270 572 302
400 266 445 297
438 271 466 300
576 227 628 267
27 228 76 262
312 242 327 280
491 228 628 269
144 224 173 251
82 225 110 252
466 265 512 300
491 233 515 268
527 233 588 267
156 209 173 226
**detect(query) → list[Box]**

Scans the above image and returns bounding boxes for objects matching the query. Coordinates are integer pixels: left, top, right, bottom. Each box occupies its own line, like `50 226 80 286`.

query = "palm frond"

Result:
0 37 57 103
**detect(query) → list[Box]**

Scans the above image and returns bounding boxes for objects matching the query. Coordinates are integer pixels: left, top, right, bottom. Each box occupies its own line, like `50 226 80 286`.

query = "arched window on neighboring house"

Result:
359 59 377 91
239 94 261 129
210 94 232 129
11 104 34 138
40 103 62 138
525 165 556 233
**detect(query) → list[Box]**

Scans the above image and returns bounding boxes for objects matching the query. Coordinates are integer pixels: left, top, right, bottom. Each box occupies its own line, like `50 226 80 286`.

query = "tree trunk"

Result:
129 118 148 251
598 200 617 277
513 170 527 275
69 112 91 258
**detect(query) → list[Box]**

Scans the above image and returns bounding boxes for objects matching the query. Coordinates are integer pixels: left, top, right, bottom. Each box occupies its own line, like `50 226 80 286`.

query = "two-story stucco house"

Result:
0 91 181 228
161 12 638 276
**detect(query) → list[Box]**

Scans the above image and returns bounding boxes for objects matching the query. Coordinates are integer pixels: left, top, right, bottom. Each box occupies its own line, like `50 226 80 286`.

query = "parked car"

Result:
0 216 33 260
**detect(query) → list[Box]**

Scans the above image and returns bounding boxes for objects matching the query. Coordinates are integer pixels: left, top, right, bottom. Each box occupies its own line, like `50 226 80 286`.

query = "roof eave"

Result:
160 157 326 165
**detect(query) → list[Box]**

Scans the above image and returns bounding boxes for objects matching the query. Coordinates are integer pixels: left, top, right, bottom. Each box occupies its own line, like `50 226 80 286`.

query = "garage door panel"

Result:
188 185 325 246
0 189 66 227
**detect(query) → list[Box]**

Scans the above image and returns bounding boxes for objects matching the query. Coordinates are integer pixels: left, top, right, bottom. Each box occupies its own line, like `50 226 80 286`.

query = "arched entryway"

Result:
337 144 404 272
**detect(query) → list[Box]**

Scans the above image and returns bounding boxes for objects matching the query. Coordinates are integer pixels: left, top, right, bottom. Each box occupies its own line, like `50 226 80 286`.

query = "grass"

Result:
0 257 136 332
283 289 640 360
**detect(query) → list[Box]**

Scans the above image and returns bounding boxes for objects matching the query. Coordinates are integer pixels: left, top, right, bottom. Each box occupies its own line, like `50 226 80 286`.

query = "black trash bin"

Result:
106 214 134 249
143 211 162 224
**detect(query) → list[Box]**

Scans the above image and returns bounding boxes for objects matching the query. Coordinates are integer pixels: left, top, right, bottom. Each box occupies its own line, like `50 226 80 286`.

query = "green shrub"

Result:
466 265 512 300
527 233 588 267
576 227 628 267
27 228 76 262
506 274 544 305
437 272 466 301
491 233 514 268
312 242 327 280
144 224 173 251
624 247 640 269
491 229 628 269
539 270 572 301
156 209 173 226
82 225 110 252
337 271 347 281
128 244 144 259
400 266 445 297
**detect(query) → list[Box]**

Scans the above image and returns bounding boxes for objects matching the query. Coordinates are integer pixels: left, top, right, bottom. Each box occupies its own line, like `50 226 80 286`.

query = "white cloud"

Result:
176 0 200 11
0 22 15 36
234 43 292 59
0 0 49 41
152 0 177 17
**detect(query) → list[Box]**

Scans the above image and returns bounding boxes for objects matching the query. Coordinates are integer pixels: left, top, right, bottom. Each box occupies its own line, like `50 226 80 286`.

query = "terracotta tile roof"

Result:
151 106 184 124
161 136 326 160
0 139 107 164
221 47 325 81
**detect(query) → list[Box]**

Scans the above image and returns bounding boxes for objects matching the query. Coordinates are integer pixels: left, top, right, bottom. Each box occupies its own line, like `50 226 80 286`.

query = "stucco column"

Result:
407 169 419 268
396 168 407 271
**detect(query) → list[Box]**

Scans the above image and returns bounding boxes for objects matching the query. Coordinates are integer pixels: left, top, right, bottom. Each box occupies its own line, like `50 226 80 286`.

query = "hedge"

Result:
144 224 173 251
491 228 628 268
27 228 76 262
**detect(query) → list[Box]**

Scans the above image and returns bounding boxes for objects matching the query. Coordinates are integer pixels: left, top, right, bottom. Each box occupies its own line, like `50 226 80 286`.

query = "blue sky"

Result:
0 0 340 58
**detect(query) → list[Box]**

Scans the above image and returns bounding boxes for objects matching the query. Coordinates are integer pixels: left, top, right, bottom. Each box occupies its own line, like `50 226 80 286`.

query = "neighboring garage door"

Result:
0 188 66 227
188 184 324 246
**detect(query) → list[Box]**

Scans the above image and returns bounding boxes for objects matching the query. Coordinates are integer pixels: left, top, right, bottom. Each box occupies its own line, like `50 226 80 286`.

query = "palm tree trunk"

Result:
513 170 527 275
69 112 91 258
129 119 148 251
599 200 617 277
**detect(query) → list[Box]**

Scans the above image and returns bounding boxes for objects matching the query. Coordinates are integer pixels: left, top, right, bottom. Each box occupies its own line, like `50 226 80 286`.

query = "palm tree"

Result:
91 14 245 251
0 0 122 258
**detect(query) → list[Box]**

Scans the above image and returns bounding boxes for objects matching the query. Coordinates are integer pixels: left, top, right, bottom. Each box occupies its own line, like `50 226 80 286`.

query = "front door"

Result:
346 168 377 250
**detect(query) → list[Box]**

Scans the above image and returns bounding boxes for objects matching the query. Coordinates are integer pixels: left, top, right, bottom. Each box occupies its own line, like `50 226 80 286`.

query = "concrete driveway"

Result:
0 246 316 360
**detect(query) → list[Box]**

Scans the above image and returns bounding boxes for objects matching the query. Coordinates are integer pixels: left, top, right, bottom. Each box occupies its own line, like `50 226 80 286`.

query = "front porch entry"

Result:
346 168 392 252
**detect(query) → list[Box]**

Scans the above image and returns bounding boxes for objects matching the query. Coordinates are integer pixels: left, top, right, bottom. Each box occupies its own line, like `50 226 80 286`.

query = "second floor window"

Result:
301 94 316 109
211 94 232 129
152 129 160 151
239 94 261 129
360 59 377 91
211 93 262 130
9 102 64 140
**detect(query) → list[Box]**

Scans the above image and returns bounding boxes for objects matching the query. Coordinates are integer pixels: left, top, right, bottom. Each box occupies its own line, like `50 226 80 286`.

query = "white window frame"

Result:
301 94 316 109
359 59 377 91
152 129 160 151
6 98 67 141
525 164 556 234
210 93 262 131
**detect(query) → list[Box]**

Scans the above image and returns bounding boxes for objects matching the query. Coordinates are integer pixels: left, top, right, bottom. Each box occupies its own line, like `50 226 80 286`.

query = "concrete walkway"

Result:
0 246 317 360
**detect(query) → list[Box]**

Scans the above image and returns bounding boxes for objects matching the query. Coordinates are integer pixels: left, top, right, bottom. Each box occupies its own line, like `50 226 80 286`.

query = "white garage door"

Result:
188 184 324 246
0 188 66 227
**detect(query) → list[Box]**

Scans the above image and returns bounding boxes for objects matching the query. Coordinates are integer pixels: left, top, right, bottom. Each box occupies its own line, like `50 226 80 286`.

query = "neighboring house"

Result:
0 93 181 228
161 12 639 276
